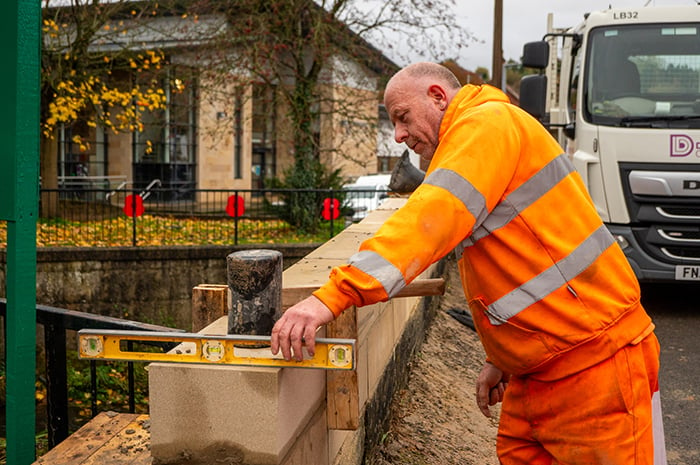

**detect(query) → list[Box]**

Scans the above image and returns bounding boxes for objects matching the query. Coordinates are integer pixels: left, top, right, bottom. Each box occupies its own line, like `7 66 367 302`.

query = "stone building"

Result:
49 3 399 196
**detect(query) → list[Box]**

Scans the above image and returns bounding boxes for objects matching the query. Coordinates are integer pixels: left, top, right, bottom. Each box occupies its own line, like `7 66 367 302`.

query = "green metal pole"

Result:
0 1 41 464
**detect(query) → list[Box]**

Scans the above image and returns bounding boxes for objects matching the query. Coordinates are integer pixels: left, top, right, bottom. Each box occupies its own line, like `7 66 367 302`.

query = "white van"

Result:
343 174 391 221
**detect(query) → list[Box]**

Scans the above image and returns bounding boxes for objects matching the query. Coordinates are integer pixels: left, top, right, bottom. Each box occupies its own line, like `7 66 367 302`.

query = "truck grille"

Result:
622 163 700 264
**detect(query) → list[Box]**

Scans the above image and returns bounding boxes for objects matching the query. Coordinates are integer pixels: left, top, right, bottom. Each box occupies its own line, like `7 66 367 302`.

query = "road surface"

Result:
642 281 700 465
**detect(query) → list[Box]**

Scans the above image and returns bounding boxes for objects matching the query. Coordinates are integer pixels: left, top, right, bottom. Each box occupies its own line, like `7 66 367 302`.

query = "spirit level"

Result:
78 329 355 370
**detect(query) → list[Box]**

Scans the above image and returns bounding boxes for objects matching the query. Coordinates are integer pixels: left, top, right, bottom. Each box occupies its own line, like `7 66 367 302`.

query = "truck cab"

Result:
520 6 700 282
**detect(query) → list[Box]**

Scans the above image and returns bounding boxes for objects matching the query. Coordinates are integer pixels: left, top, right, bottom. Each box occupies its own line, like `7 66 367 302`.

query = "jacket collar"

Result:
438 84 510 140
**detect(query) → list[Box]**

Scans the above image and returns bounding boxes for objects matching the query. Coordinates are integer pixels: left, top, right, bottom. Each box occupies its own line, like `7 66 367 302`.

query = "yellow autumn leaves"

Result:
0 216 336 248
42 18 173 151
44 75 168 140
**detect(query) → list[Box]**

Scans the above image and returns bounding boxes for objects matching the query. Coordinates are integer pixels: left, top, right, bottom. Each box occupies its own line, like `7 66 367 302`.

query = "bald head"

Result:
383 62 462 160
387 62 462 92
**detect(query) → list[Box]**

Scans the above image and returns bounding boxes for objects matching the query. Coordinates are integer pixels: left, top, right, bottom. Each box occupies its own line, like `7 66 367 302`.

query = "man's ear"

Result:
427 84 448 111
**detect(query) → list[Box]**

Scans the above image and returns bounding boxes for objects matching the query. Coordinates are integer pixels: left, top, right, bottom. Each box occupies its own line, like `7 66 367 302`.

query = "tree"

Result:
41 0 177 215
185 0 473 231
475 66 490 83
41 0 472 231
506 58 532 93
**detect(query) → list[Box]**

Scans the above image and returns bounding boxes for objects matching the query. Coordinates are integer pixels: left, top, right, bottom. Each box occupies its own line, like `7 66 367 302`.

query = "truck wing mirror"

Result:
522 41 549 69
564 123 576 140
520 74 547 120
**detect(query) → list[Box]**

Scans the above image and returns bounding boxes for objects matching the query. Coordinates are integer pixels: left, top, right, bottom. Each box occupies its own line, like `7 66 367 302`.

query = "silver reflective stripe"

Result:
424 168 489 229
652 390 668 465
348 250 406 297
485 224 615 325
464 154 575 248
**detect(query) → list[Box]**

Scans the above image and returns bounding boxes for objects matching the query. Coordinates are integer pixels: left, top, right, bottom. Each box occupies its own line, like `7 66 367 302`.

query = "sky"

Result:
449 0 700 74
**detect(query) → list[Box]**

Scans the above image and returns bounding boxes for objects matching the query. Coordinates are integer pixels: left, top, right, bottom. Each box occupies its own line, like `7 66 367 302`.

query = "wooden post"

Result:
280 278 444 430
227 249 283 335
491 0 504 89
191 284 230 332
1 2 40 463
326 306 360 430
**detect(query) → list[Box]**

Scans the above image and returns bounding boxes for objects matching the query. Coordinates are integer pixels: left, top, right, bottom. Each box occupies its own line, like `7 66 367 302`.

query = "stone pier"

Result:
148 198 443 465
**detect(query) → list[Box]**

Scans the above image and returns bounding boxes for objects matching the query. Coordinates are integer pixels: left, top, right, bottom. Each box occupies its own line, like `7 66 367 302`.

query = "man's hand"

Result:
475 362 509 418
271 295 336 361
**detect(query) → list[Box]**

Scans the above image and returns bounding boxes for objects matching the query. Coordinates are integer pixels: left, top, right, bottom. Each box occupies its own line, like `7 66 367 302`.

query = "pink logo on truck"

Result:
670 134 700 157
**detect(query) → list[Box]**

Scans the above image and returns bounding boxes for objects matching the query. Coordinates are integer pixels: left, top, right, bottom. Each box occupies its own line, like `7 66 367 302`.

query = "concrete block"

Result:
280 404 328 465
329 429 362 465
282 258 341 289
356 303 381 342
356 335 370 408
391 297 416 342
366 304 397 395
148 317 326 464
302 232 371 261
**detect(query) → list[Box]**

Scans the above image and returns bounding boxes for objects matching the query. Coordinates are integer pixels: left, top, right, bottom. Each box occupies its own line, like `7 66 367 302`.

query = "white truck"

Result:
520 5 700 282
343 174 391 221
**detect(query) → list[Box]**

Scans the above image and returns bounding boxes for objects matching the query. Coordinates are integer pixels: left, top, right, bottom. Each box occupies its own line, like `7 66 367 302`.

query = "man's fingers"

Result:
489 385 501 406
270 322 281 355
290 329 305 362
478 402 491 418
487 382 507 408
476 385 492 418
273 320 295 361
476 382 508 417
302 326 318 357
269 296 336 362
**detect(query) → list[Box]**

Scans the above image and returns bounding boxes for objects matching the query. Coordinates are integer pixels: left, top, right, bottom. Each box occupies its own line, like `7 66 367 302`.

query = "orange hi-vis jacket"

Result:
314 84 653 380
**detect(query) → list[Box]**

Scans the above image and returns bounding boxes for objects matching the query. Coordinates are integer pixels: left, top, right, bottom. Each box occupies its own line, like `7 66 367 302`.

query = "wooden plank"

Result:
397 278 445 298
191 284 229 332
281 284 318 310
327 370 360 430
80 414 151 465
326 306 359 430
33 413 142 465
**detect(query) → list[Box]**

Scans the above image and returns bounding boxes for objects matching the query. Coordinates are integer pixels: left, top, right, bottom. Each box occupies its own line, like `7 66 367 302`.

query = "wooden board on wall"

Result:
326 306 359 430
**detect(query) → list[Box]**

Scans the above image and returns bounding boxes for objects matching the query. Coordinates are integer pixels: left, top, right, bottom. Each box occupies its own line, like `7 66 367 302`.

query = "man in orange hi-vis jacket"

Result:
271 62 667 465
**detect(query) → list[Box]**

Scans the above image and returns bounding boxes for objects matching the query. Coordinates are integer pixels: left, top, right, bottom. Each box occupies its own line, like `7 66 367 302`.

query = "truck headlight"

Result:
615 235 630 250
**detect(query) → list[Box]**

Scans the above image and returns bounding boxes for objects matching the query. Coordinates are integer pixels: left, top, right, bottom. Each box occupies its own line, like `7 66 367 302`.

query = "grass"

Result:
0 214 347 248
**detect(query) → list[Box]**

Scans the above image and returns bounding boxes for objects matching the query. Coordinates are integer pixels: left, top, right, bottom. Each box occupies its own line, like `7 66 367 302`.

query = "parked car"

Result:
343 174 391 221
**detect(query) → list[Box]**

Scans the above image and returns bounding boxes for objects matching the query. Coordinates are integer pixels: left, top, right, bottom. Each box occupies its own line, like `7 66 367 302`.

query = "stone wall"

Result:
148 198 447 465
0 244 315 329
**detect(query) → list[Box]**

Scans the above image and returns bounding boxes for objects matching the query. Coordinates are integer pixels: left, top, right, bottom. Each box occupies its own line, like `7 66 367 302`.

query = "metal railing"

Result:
57 175 128 190
34 187 387 247
0 298 183 449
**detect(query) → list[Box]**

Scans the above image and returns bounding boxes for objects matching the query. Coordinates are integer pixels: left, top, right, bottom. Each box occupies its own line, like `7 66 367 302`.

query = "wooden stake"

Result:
191 284 229 332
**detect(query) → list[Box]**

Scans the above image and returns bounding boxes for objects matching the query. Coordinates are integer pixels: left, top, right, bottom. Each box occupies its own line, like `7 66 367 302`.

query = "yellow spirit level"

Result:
78 329 355 371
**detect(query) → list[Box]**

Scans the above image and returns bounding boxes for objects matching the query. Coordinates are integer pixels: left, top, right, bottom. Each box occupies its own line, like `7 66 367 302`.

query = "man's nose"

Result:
394 125 408 143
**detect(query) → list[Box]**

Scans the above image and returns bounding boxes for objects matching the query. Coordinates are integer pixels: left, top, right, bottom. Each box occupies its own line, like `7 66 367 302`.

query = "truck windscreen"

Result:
586 23 700 128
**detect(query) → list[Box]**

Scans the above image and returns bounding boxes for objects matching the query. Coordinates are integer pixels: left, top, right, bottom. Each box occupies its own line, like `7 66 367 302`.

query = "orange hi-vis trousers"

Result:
496 333 666 465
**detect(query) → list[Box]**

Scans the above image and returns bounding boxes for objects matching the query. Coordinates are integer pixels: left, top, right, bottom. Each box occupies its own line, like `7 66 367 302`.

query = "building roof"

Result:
45 0 399 80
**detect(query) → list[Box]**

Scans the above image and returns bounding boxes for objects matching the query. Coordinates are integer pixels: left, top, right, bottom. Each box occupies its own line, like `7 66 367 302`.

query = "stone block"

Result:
366 303 397 395
280 404 328 465
329 429 361 465
391 296 416 343
356 331 370 408
148 317 326 464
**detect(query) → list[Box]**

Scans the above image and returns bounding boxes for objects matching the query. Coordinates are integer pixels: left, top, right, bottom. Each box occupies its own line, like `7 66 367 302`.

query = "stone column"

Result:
227 249 282 335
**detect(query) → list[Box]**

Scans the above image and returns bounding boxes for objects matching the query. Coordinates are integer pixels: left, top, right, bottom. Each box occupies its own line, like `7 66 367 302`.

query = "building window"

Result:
133 66 197 198
378 156 391 173
234 87 243 179
251 84 276 189
57 121 108 188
